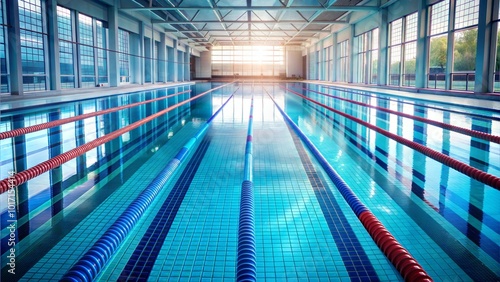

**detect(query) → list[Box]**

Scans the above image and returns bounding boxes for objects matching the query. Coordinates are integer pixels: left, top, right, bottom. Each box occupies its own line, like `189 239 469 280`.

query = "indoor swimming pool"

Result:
1 82 500 281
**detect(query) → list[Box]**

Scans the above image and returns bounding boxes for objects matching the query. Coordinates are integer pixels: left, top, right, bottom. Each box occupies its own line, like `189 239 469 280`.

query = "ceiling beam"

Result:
122 6 378 12
155 20 347 24
284 0 341 45
176 28 331 33
188 35 312 38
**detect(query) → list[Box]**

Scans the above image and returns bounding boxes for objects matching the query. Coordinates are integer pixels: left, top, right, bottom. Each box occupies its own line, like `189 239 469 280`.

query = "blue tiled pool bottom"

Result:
119 135 212 281
288 122 379 281
5 82 500 281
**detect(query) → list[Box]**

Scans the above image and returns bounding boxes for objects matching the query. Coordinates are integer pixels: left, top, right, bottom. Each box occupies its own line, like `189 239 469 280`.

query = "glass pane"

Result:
390 18 403 46
210 45 285 77
96 20 108 84
405 13 418 42
58 6 74 88
79 14 95 87
119 29 130 83
389 45 401 86
403 42 416 86
0 0 8 92
371 49 378 84
372 28 379 50
430 0 449 35
495 28 500 92
453 28 477 71
428 34 447 89
19 0 46 91
455 0 479 29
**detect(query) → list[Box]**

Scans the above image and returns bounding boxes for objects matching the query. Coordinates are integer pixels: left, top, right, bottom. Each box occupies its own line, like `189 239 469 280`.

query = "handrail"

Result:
236 96 256 282
282 86 500 190
59 86 238 282
266 88 433 282
0 89 191 140
300 86 500 144
0 82 236 193
450 72 475 91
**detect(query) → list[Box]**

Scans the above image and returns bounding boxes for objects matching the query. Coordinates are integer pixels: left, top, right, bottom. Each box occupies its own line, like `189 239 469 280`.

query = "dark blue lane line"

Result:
299 105 500 280
286 124 379 281
119 134 212 281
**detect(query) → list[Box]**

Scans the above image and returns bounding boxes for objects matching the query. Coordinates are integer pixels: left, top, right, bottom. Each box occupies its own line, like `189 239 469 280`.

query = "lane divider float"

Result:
0 89 192 140
300 86 500 144
281 86 500 190
266 88 433 282
236 95 256 282
60 86 239 282
0 83 236 194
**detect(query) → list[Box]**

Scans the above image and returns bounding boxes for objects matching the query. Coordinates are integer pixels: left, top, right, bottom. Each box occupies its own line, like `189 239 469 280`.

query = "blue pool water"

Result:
1 82 499 281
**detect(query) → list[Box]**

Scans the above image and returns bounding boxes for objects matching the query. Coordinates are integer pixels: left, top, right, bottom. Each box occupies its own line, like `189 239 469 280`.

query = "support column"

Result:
6 0 23 95
159 33 166 82
46 0 61 90
415 0 429 88
349 25 355 83
316 40 325 80
129 33 141 84
474 0 495 93
108 1 119 87
75 13 82 88
305 49 310 79
184 46 190 81
173 40 178 81
168 40 178 81
332 33 338 82
177 50 183 81
139 21 145 85
378 8 389 86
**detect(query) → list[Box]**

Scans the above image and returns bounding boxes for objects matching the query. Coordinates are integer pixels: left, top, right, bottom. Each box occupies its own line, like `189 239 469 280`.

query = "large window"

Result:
371 28 379 84
211 45 284 77
324 45 333 81
19 0 47 91
495 5 500 92
428 0 449 89
389 18 402 86
451 0 479 91
118 29 130 83
57 6 75 88
96 20 107 84
0 1 8 93
389 13 417 87
338 40 349 82
78 14 95 87
154 41 159 82
356 28 379 84
58 8 107 88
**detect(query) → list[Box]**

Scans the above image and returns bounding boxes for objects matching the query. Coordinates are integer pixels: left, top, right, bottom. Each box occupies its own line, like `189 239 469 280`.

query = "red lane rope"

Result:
0 82 235 193
358 211 433 281
301 87 500 144
0 90 192 140
282 86 500 190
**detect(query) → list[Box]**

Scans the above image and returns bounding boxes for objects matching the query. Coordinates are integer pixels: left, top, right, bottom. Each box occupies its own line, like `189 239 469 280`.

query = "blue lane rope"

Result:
265 89 369 217
60 87 238 282
236 96 257 282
